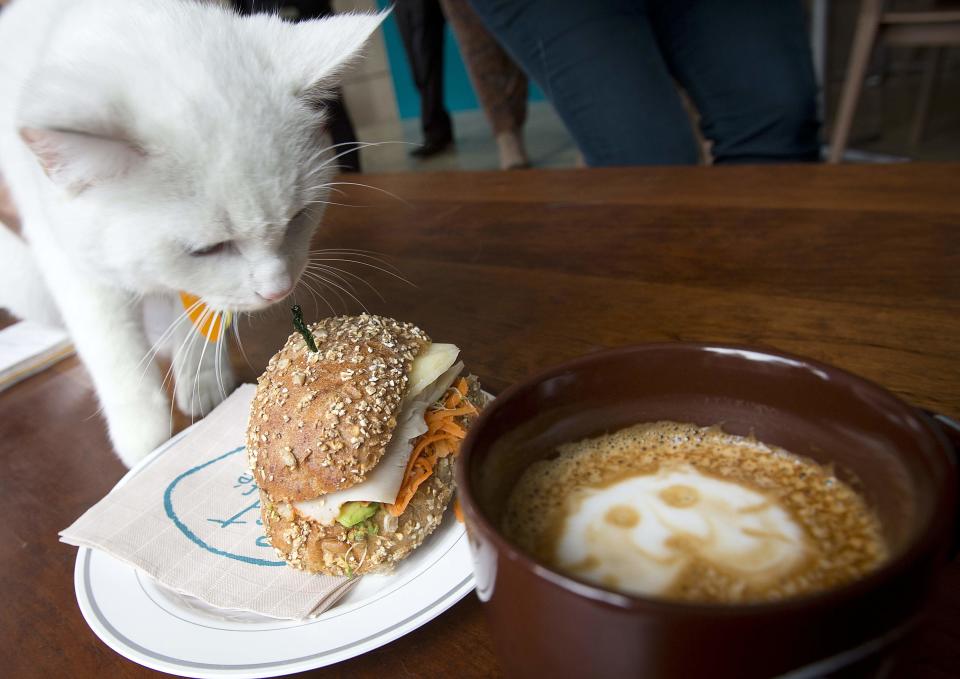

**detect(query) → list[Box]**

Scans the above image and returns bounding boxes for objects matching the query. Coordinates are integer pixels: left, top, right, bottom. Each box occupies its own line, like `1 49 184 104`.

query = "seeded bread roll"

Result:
260 457 455 575
247 315 429 502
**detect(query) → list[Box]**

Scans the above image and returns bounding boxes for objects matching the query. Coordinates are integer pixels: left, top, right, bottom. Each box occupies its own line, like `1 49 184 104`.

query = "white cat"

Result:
0 0 384 466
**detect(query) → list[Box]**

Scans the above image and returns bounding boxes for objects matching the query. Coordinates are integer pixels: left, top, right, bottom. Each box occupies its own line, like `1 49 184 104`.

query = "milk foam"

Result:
503 421 888 603
556 465 808 596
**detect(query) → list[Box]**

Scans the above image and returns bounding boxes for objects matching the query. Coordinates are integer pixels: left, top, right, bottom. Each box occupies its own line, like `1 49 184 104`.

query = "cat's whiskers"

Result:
123 291 145 312
300 271 349 314
312 139 409 152
141 302 205 434
134 312 189 394
307 255 415 288
306 262 386 303
309 140 415 175
294 180 405 212
302 198 369 209
83 298 199 422
166 303 208 395
293 274 331 318
225 143 413 227
308 279 338 317
214 314 228 402
306 262 360 295
231 315 254 371
305 265 372 310
168 313 207 432
189 307 217 424
301 140 379 176
309 181 410 207
134 298 203 380
309 248 404 271
302 269 369 314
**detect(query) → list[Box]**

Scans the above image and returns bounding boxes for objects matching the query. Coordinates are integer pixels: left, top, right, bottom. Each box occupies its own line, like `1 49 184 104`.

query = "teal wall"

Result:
376 1 545 119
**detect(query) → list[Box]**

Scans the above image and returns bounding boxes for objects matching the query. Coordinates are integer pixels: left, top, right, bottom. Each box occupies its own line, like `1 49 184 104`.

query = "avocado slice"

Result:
337 501 379 528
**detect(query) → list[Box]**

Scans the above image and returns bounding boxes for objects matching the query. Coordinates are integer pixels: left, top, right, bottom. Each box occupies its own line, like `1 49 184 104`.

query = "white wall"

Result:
333 0 400 129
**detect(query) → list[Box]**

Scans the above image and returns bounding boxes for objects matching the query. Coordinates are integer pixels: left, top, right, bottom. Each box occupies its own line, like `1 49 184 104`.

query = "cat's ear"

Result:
18 127 145 194
288 11 388 95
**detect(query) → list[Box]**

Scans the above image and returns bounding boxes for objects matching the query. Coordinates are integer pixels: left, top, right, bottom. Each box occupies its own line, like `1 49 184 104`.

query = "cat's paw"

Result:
108 401 172 468
175 365 237 418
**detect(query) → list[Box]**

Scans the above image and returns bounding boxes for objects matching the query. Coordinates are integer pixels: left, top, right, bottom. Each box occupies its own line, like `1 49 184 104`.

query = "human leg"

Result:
395 0 453 152
441 0 528 168
650 0 820 164
466 0 700 166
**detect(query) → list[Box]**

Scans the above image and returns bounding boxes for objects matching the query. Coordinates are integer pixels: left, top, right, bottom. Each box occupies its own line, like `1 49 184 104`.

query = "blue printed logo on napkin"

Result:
164 445 284 567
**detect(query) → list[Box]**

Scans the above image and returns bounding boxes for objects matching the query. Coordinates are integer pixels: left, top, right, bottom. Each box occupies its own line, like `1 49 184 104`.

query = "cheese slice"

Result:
293 343 462 525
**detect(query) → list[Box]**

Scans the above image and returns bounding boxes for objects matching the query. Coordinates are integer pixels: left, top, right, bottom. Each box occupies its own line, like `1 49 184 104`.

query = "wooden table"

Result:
1 164 958 678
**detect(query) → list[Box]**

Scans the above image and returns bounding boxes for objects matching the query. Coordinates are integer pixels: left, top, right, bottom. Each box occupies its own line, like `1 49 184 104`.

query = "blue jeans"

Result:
466 0 820 166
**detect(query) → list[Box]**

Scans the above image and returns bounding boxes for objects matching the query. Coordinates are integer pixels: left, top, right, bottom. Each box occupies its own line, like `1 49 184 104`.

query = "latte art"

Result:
557 466 808 596
503 422 888 603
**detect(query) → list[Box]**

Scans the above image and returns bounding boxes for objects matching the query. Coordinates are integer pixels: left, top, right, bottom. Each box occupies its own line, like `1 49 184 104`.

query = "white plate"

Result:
73 424 477 678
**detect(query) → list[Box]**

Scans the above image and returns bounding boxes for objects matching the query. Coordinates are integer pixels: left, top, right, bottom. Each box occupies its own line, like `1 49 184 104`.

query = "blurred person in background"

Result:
394 0 454 158
235 0 364 172
466 0 820 166
395 0 530 168
441 0 529 169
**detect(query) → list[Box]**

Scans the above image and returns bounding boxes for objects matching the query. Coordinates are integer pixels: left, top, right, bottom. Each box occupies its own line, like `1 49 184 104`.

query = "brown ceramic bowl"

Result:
456 344 957 679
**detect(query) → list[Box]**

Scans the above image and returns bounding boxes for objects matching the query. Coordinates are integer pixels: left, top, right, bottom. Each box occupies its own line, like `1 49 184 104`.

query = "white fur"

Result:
0 0 384 466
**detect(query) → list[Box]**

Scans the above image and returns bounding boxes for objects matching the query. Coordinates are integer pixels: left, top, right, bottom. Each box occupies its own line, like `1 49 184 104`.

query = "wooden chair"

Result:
828 0 960 163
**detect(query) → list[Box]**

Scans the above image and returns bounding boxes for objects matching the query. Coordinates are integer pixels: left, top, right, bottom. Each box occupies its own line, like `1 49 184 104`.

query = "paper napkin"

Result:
60 384 357 620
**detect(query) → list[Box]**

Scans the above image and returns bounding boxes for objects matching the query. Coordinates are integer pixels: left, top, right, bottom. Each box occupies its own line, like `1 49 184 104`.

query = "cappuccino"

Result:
502 422 887 603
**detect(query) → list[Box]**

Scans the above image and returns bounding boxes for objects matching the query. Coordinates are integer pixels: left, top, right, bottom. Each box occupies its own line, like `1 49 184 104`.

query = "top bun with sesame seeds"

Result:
247 314 430 503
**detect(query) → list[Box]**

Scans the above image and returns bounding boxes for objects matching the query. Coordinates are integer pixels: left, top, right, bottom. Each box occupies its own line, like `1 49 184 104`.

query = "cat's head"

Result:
17 1 385 312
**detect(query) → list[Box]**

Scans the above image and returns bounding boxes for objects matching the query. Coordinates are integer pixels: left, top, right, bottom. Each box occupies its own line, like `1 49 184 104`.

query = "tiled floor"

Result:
354 66 960 173
355 102 579 174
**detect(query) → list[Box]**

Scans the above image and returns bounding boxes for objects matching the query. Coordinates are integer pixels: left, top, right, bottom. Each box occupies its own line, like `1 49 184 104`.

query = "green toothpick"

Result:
291 305 318 352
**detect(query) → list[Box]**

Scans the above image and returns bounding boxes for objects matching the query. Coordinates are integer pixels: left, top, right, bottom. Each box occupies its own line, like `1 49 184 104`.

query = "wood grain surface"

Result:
0 164 957 678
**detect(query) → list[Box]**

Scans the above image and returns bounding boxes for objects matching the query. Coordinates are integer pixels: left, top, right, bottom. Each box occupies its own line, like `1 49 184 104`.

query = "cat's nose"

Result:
257 284 293 302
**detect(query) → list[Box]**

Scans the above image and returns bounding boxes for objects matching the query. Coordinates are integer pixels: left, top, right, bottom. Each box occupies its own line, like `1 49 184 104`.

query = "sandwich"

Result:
247 311 483 576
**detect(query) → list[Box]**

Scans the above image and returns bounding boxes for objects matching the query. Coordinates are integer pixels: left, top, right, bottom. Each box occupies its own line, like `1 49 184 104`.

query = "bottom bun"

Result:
260 456 455 576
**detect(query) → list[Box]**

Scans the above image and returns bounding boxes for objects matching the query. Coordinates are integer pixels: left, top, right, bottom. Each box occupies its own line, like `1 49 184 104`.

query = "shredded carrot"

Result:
387 378 478 517
453 498 464 523
438 420 466 438
435 405 477 419
443 384 464 408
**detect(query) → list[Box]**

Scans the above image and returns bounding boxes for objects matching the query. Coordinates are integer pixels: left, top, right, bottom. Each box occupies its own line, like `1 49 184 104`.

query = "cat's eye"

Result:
189 241 231 257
